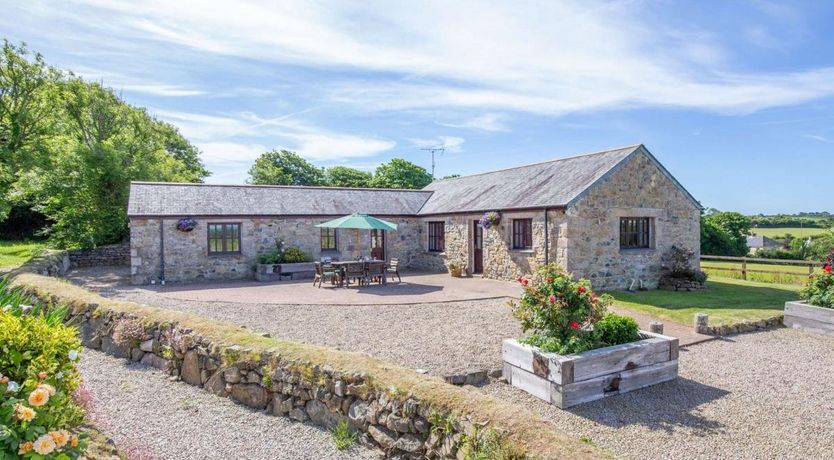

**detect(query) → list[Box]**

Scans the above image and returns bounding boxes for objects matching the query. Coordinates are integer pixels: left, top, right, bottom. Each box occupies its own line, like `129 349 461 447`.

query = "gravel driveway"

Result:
482 328 834 460
101 287 522 376
79 349 380 460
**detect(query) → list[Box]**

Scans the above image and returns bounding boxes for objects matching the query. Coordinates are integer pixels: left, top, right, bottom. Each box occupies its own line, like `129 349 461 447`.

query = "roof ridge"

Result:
426 144 642 185
130 181 433 193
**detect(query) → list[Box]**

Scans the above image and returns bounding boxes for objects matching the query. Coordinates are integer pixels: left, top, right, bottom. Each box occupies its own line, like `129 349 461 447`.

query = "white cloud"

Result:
197 142 267 164
438 113 510 132
410 136 465 153
71 66 204 97
804 134 834 144
64 0 834 116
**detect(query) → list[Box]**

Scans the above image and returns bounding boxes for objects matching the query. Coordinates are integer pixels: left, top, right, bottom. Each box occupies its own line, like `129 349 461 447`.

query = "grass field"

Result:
701 259 821 285
752 226 830 239
608 277 800 327
0 240 46 270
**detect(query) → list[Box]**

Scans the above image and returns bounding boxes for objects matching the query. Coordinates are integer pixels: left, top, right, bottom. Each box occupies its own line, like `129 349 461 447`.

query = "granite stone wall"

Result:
68 242 130 268
564 152 701 290
129 217 426 285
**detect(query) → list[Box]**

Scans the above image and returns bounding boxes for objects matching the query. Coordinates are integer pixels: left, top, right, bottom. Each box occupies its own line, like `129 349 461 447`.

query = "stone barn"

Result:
128 144 701 289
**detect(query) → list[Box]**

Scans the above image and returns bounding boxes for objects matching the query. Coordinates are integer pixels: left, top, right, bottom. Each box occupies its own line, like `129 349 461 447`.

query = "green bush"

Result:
510 264 629 355
593 314 640 347
0 294 87 457
280 246 311 263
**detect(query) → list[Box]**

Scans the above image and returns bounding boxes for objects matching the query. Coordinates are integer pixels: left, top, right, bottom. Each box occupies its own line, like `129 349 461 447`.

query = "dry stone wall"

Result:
68 242 130 268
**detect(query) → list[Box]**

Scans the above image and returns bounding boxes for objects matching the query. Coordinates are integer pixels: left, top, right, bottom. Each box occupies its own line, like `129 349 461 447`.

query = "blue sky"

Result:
2 0 833 214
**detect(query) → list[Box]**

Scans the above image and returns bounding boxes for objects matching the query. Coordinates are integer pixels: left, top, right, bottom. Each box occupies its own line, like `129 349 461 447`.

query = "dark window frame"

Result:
512 218 533 250
619 217 653 250
207 222 242 255
427 221 445 252
320 227 337 251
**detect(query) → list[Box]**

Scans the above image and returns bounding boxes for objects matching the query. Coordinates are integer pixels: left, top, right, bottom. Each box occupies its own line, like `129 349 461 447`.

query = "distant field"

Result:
0 240 45 270
701 259 822 285
752 227 830 239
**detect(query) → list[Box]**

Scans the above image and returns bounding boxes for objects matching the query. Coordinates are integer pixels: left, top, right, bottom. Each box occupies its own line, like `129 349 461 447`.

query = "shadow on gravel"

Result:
568 377 729 434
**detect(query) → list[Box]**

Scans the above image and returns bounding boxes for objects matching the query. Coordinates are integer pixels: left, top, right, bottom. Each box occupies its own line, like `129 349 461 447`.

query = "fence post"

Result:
741 257 747 280
809 263 814 278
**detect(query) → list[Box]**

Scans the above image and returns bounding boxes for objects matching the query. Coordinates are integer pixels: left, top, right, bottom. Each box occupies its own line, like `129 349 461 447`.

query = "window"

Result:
320 227 337 250
620 217 652 249
207 223 241 254
427 221 445 252
512 219 533 250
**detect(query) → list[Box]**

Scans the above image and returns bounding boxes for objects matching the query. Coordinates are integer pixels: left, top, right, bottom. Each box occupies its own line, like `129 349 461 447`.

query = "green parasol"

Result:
315 213 398 231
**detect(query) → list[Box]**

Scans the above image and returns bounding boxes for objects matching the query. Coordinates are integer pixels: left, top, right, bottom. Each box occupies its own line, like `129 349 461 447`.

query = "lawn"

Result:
0 240 46 270
701 260 820 285
608 277 800 327
753 226 829 239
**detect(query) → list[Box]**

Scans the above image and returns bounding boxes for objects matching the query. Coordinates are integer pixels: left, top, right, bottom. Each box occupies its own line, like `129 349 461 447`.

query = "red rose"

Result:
546 277 553 283
577 286 586 294
548 294 556 303
570 321 580 330
516 277 523 283
824 265 833 273
521 278 529 286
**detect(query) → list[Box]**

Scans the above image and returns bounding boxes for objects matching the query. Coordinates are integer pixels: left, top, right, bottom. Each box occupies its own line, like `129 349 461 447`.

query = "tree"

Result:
247 149 324 186
371 158 433 189
324 166 372 188
701 210 751 256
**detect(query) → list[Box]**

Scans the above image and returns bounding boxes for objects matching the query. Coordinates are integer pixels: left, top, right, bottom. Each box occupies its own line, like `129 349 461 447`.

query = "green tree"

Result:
701 210 751 256
371 158 432 189
324 165 373 188
247 149 325 186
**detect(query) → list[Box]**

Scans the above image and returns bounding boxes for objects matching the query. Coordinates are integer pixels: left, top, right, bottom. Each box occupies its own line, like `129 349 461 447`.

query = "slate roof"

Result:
127 183 432 217
418 145 642 214
128 144 699 217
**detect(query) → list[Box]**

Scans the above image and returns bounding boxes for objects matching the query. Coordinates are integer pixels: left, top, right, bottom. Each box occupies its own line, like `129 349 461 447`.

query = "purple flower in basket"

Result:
479 211 501 229
176 218 198 232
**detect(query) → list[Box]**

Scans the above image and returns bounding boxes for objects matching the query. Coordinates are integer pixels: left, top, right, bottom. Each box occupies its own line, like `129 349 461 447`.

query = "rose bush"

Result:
0 286 87 458
800 251 834 308
509 264 639 354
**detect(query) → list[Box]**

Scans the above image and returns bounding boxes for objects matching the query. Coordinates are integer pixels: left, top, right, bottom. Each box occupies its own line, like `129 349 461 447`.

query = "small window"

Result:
512 219 533 250
207 223 241 254
428 221 445 252
620 217 652 249
320 227 337 250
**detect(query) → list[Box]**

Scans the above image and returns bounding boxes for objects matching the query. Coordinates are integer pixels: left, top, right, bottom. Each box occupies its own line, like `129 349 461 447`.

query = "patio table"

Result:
331 260 386 287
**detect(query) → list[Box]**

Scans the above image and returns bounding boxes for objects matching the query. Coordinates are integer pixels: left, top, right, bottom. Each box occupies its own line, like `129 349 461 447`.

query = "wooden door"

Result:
473 221 483 274
371 229 385 260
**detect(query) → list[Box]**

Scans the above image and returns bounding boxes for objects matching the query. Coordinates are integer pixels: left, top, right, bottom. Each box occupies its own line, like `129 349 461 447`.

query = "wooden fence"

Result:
700 255 823 281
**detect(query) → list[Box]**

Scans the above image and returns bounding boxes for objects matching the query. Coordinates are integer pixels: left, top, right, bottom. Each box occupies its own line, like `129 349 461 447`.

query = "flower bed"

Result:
785 256 834 335
0 282 87 458
504 264 678 407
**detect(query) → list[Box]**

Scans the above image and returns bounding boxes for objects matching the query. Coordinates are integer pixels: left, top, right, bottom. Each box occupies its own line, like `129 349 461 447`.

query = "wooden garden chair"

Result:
386 258 401 283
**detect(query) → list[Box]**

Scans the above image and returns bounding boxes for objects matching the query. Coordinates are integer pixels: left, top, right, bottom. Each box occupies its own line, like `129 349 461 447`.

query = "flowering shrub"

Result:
800 259 834 308
662 245 707 283
509 264 638 354
175 218 198 232
0 310 86 458
478 211 501 229
112 318 146 348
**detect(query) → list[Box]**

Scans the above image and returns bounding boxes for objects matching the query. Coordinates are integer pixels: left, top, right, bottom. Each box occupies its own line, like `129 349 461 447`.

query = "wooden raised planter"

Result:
502 331 679 408
784 301 834 336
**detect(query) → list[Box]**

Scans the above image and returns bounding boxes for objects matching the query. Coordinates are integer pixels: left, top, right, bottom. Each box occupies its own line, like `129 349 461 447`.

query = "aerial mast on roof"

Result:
420 146 445 179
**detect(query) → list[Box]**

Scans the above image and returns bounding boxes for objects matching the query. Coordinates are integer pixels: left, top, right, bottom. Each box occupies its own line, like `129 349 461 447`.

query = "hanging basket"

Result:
176 217 198 233
478 211 501 229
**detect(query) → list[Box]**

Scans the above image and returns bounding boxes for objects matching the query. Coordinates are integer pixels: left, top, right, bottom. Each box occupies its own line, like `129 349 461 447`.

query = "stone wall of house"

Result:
68 242 130 268
565 151 701 290
130 217 427 284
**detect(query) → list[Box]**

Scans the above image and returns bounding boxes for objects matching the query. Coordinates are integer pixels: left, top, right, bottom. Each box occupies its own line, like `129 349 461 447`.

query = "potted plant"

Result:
176 217 198 232
784 250 834 335
659 245 708 291
478 211 501 229
503 264 678 408
448 259 465 277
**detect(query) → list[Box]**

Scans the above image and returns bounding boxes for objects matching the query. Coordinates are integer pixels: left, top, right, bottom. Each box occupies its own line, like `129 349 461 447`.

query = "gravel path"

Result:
103 288 522 376
481 328 834 460
78 349 380 460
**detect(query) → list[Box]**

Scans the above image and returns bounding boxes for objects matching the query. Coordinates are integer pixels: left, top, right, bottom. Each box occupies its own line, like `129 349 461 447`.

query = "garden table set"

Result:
314 259 399 288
